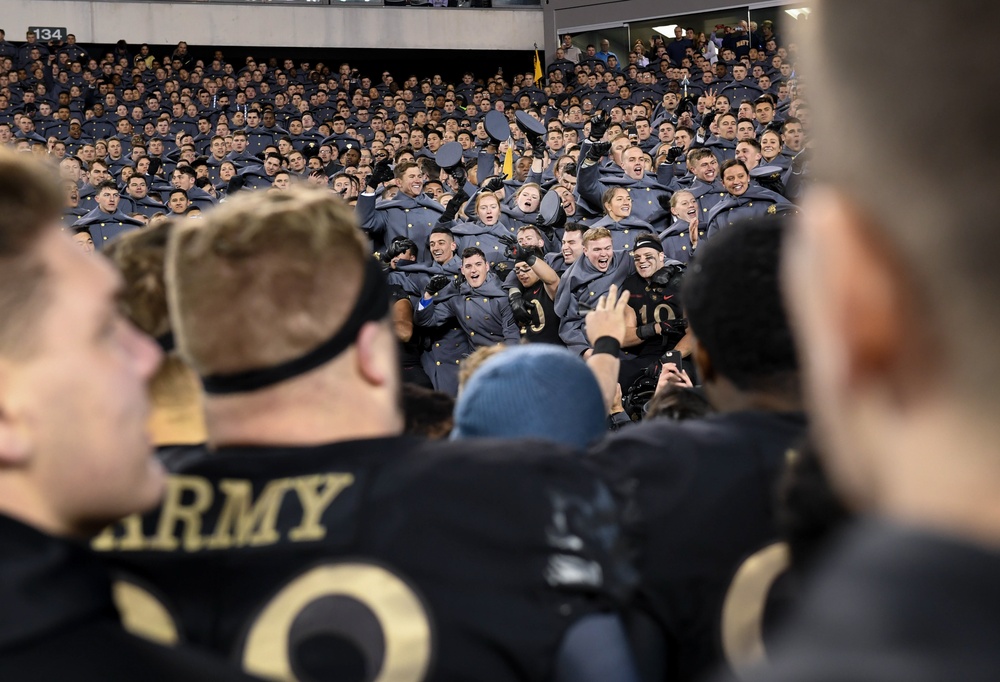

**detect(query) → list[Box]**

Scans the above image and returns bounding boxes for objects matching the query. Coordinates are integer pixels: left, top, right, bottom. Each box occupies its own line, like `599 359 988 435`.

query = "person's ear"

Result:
355 321 392 387
791 188 928 404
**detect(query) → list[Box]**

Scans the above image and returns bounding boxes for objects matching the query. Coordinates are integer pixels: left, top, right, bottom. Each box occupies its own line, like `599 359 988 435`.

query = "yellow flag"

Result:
534 49 543 83
502 144 514 180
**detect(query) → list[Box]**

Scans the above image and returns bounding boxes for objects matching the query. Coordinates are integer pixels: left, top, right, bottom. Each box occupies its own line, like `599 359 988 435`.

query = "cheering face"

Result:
561 231 584 265
722 165 749 196
622 147 645 181
760 132 781 160
461 255 489 288
584 237 614 272
633 246 664 279
671 191 699 223
399 167 423 198
691 155 719 183
604 189 632 221
514 262 539 288
428 233 456 265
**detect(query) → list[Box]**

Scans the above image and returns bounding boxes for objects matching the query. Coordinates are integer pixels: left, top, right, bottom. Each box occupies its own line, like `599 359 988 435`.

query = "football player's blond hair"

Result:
166 187 369 377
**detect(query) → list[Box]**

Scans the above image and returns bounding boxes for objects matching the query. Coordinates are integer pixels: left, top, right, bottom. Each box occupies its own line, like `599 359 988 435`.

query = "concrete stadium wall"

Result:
2 1 544 51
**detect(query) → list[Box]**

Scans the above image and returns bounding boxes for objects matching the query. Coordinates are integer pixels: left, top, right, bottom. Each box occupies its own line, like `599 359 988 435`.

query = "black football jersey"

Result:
518 281 563 346
588 411 807 682
95 437 635 682
621 270 686 359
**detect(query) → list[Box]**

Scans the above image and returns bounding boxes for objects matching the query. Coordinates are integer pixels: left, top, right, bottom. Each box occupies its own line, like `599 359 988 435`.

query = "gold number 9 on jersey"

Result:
114 561 434 682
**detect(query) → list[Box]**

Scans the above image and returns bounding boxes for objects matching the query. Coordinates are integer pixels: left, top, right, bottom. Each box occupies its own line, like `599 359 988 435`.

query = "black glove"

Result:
636 322 662 340
368 159 393 190
382 237 418 263
657 194 673 212
527 131 546 151
482 176 505 193
448 165 467 186
665 146 685 164
649 263 685 291
424 274 451 297
509 290 534 327
499 234 518 260
588 112 609 142
587 141 611 161
701 112 716 135
439 188 468 224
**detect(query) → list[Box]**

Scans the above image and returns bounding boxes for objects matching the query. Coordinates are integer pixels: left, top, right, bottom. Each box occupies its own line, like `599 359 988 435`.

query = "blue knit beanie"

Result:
451 345 607 450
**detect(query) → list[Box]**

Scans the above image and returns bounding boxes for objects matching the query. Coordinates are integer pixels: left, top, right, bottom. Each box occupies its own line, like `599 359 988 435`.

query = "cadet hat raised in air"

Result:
484 110 511 145
435 141 464 171
537 188 563 226
514 110 547 139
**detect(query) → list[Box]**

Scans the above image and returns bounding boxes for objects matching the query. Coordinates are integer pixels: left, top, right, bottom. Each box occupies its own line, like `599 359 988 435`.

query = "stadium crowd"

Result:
2 2 997 681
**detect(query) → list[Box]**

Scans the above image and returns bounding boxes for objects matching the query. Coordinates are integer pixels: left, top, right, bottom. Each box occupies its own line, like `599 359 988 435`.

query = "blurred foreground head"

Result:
793 1 1000 534
0 150 163 535
167 187 403 446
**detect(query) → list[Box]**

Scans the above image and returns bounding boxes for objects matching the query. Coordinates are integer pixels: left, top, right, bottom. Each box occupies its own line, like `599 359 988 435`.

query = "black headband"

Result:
201 258 389 395
633 235 663 253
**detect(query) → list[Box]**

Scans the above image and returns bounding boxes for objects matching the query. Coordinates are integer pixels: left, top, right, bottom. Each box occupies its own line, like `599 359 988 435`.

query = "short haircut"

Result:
517 225 543 241
167 188 369 376
738 138 762 153
563 221 586 236
0 150 63 357
461 246 486 262
686 147 715 166
682 218 797 392
583 226 612 245
394 160 419 181
429 225 454 241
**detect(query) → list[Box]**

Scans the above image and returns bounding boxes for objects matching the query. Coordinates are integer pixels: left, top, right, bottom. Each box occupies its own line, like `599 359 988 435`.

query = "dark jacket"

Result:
0 514 258 681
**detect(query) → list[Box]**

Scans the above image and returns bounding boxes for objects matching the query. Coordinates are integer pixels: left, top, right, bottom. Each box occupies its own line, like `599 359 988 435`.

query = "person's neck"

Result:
204 374 403 448
863 399 1000 549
